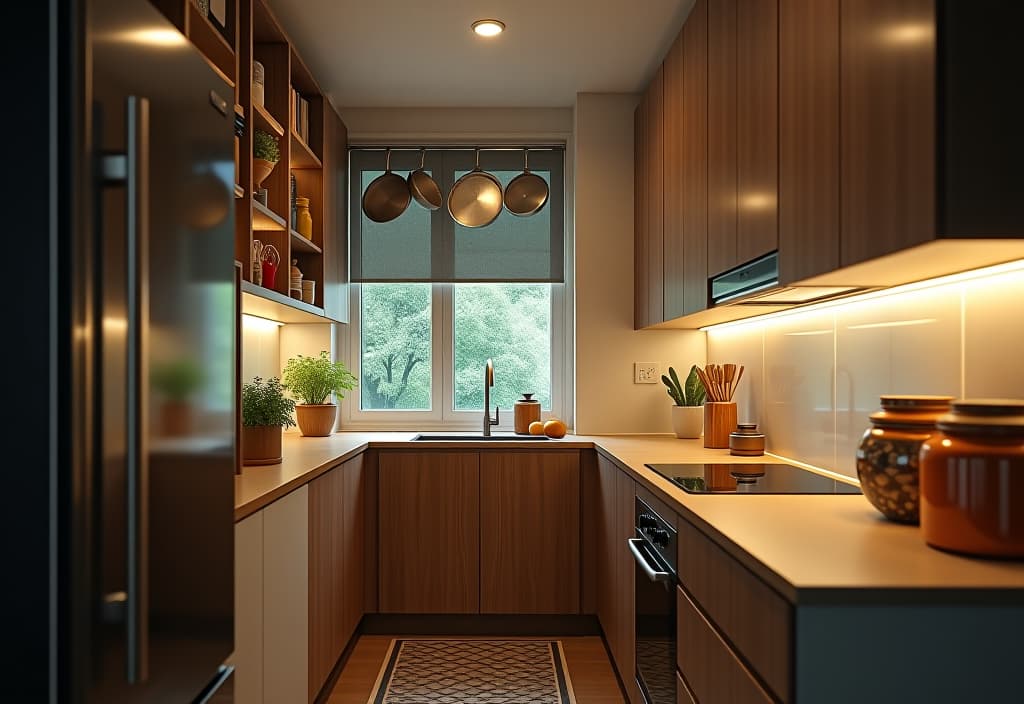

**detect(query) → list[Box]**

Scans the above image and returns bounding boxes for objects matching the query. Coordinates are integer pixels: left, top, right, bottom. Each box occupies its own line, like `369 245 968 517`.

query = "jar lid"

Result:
937 398 1024 432
295 196 310 206
730 423 763 437
517 393 539 404
869 395 954 427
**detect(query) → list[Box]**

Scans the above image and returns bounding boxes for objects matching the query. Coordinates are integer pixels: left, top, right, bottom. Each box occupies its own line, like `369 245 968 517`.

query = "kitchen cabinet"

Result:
308 453 364 698
664 0 709 318
263 485 309 703
778 0 840 284
707 0 777 277
634 66 665 329
321 104 349 322
480 451 581 614
596 453 641 702
233 512 264 704
378 451 480 613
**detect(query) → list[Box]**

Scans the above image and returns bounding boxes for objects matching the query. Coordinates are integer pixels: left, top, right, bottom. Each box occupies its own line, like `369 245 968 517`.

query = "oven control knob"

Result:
652 529 670 547
639 513 657 530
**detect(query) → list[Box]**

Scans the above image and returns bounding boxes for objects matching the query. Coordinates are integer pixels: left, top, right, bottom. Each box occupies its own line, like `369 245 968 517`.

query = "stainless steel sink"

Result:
411 433 549 441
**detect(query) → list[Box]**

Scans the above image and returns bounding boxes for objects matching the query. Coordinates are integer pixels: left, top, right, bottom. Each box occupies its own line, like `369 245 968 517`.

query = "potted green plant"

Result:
663 365 706 439
253 128 280 190
282 351 358 437
151 358 203 436
242 376 295 465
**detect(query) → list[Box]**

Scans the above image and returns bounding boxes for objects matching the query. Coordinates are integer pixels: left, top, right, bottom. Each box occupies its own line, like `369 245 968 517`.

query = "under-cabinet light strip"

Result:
700 258 1024 332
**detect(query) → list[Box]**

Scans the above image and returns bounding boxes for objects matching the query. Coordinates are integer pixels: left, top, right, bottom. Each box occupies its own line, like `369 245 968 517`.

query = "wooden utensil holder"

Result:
704 402 738 449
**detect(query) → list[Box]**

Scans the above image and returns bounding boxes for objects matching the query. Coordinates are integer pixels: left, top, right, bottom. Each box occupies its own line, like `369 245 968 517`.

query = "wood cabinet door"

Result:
308 466 345 700
634 94 649 329
617 469 641 703
663 30 686 320
480 451 581 614
596 455 620 669
779 0 840 284
378 451 480 613
840 0 935 266
234 513 264 704
681 0 709 315
707 0 738 278
635 66 665 329
341 453 364 646
322 105 349 322
263 486 309 703
735 0 778 264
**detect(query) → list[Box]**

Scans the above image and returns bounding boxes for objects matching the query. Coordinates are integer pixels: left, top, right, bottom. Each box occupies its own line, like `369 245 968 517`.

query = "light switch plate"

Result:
634 362 660 384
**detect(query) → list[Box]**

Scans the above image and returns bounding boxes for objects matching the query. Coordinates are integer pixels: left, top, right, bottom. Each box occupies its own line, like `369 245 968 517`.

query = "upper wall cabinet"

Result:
635 67 665 329
638 0 1024 327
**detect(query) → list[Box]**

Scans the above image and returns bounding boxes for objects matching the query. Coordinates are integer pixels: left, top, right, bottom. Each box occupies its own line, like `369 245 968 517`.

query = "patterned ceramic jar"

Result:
855 395 953 523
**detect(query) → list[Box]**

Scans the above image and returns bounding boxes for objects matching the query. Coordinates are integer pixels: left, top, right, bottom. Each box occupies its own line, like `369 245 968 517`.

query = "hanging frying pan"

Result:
407 148 442 211
504 149 549 216
361 148 411 223
447 149 503 228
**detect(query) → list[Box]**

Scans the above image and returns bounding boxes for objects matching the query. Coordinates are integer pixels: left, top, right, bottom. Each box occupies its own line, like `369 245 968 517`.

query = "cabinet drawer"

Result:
677 587 773 704
677 670 697 704
677 519 791 700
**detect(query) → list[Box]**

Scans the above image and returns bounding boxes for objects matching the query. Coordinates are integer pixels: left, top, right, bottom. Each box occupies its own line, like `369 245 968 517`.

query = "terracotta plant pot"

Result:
295 404 338 437
253 158 277 190
671 405 703 439
242 425 283 466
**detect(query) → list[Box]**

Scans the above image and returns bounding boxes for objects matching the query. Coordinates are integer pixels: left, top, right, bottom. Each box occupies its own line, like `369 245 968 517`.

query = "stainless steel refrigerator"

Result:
75 0 237 700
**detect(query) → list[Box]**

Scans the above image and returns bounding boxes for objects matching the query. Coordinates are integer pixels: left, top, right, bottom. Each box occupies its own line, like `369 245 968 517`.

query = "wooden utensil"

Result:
724 363 737 400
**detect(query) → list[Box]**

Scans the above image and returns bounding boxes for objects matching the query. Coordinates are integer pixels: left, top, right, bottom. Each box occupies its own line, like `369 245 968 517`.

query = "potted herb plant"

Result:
282 351 358 437
662 365 706 439
242 376 295 465
151 358 203 436
253 128 280 191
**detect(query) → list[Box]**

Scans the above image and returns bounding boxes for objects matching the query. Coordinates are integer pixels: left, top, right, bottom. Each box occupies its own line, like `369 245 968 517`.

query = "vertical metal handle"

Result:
124 96 150 684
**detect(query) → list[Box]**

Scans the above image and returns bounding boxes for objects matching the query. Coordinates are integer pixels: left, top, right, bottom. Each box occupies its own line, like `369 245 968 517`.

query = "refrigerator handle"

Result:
102 96 151 684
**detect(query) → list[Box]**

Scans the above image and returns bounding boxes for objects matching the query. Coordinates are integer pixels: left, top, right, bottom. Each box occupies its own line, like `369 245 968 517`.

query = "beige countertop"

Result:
235 431 1024 603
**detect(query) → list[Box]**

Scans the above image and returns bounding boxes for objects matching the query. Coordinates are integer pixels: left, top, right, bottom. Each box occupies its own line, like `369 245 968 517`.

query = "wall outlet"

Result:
634 362 660 384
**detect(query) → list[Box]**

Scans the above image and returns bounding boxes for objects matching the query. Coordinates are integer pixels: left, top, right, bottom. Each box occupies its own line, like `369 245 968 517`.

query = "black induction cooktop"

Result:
646 462 861 494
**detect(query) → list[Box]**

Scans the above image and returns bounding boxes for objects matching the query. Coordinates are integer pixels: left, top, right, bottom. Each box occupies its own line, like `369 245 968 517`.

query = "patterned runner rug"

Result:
368 639 577 703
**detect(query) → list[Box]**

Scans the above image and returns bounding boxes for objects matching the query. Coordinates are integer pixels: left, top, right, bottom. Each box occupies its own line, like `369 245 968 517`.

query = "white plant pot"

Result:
672 405 704 439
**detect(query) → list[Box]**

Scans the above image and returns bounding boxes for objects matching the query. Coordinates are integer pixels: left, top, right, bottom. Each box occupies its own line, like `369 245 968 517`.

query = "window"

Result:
344 147 570 429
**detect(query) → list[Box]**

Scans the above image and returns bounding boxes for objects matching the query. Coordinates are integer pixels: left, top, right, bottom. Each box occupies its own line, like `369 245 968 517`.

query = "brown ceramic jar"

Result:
919 399 1024 557
855 395 953 523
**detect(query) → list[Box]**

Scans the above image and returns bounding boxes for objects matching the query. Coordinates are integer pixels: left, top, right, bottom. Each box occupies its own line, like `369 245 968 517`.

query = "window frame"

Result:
341 282 568 430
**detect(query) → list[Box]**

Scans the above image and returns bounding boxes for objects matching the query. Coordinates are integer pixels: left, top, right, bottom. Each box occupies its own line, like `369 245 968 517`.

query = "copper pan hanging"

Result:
407 148 442 211
447 148 503 228
361 148 410 223
504 148 549 216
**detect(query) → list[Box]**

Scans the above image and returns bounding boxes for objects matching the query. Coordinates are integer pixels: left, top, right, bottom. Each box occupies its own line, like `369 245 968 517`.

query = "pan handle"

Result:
419 148 426 170
384 147 392 173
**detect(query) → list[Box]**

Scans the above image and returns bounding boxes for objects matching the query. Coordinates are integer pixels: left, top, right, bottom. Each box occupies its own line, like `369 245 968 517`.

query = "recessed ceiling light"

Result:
472 19 505 37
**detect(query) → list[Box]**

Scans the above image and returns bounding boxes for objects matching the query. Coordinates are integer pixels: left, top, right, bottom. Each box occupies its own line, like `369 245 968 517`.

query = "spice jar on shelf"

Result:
295 196 313 239
289 259 303 300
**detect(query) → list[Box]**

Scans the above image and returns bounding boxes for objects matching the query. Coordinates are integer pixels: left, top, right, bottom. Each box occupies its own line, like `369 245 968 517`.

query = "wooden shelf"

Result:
253 199 287 230
290 229 322 254
235 184 245 199
241 280 338 324
290 130 322 168
187 3 235 87
253 102 285 138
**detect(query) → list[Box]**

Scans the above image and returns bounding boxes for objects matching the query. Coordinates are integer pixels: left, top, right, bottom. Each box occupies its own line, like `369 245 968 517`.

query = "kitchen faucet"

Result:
483 358 499 436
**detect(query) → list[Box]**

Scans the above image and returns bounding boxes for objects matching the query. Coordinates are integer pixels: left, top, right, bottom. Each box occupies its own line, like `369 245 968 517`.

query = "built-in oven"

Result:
629 498 678 704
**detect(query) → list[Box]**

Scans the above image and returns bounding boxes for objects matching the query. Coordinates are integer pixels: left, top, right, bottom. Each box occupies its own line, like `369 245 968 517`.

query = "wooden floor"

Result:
326 635 625 703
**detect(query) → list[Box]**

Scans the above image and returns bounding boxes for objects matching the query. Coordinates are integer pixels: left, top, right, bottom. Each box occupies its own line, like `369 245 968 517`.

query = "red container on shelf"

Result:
919 399 1024 558
261 259 278 289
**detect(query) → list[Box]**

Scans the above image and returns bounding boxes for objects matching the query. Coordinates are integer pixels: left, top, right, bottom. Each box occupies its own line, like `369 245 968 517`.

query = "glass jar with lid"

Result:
919 399 1024 557
295 196 313 239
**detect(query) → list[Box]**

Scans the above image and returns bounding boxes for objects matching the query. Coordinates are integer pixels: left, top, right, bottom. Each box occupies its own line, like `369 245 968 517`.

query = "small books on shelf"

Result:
291 87 310 145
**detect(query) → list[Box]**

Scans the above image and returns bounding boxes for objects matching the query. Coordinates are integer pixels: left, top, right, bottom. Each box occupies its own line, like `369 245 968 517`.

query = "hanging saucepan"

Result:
362 148 411 223
504 148 549 216
447 149 503 228
407 148 442 211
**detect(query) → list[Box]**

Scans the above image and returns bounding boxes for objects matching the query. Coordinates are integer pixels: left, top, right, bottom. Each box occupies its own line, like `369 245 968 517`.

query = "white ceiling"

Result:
269 0 694 108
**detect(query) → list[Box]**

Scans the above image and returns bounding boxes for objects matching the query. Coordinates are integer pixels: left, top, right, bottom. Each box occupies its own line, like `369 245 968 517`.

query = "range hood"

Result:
710 252 862 306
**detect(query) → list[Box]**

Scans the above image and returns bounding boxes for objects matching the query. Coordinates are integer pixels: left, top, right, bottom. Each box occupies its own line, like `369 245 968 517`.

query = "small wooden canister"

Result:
704 402 738 449
514 393 542 434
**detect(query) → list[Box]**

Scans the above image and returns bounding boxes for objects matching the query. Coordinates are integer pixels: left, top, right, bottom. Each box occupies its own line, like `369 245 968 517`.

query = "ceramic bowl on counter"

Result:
920 399 1024 558
855 395 953 523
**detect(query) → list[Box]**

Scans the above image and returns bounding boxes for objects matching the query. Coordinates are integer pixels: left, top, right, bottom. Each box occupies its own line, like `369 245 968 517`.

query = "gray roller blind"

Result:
350 148 564 283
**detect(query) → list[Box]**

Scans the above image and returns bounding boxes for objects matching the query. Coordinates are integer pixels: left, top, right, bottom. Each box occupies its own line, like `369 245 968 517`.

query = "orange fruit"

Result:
528 421 546 435
543 419 567 439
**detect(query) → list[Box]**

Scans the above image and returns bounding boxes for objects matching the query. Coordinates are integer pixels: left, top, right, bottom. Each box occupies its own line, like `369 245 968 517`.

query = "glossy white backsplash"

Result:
707 264 1024 478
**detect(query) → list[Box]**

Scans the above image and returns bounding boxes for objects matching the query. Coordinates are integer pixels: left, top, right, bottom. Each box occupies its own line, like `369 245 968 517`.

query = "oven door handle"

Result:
628 538 672 583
